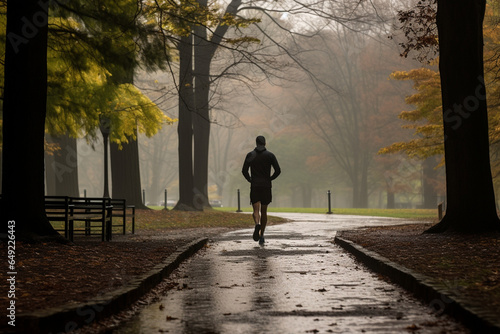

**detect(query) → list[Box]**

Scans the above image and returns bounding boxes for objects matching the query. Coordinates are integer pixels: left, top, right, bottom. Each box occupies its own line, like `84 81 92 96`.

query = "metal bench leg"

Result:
69 220 74 242
122 212 126 235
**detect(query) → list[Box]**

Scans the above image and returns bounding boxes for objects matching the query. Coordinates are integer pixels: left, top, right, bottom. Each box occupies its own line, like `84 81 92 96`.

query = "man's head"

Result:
256 135 266 146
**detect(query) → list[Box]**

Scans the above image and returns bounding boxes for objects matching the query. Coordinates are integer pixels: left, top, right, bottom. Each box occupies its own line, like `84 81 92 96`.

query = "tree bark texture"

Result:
45 134 80 197
110 133 148 208
193 20 211 210
1 0 59 238
429 0 500 232
174 34 197 211
0 149 3 191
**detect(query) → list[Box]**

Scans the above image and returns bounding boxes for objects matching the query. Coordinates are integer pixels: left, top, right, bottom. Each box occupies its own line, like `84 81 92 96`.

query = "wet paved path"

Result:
114 213 468 333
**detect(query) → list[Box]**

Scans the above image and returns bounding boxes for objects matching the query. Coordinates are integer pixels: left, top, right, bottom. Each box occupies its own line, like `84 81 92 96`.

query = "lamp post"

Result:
99 115 111 198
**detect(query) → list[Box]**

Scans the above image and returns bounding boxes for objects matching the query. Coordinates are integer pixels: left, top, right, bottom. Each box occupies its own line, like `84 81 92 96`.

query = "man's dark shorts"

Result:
250 186 272 205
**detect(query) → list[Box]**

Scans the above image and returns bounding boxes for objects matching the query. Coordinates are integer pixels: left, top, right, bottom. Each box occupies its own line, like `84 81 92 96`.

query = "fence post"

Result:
164 189 168 210
236 189 242 212
84 189 87 198
327 190 333 214
143 189 146 206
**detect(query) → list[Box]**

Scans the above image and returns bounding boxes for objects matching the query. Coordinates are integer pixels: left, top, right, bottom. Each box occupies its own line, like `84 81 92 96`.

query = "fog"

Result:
41 1 446 209
70 34 442 209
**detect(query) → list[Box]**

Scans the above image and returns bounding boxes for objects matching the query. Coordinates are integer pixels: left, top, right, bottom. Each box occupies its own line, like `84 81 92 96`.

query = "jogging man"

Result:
242 135 281 245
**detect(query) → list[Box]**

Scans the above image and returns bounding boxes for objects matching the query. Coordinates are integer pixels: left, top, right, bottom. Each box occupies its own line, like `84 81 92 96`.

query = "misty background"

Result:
43 0 446 209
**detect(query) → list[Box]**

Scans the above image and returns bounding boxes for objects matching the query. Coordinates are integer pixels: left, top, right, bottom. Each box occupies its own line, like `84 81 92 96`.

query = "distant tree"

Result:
274 133 332 208
45 134 80 197
380 67 443 158
293 27 410 207
208 105 247 205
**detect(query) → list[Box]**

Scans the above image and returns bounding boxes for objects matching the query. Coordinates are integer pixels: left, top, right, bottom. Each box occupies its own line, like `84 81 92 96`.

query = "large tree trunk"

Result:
1 0 60 239
45 134 80 197
174 34 197 211
193 16 211 210
110 133 148 208
0 148 2 191
428 0 500 233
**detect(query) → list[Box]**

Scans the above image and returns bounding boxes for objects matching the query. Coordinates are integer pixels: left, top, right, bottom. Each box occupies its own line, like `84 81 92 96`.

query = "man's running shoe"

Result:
253 224 261 241
259 235 265 245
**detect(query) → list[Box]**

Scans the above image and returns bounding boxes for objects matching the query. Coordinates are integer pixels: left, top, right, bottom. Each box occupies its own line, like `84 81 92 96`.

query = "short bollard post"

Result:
438 202 443 220
327 190 333 214
236 189 243 212
164 189 168 210
143 189 146 206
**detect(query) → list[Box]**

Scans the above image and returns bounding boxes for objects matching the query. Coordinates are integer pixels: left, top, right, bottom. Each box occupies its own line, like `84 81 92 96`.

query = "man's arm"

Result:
270 154 281 180
242 153 252 183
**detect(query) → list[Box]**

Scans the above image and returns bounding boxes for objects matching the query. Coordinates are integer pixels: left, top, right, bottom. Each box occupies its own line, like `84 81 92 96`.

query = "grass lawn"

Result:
49 208 288 234
132 208 287 230
214 207 438 220
49 207 437 235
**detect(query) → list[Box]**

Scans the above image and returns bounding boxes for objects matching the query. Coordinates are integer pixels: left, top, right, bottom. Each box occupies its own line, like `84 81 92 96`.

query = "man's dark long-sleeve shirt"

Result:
242 145 281 188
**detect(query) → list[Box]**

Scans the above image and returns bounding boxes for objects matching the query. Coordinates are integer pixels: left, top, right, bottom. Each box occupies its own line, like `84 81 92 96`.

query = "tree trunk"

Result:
351 170 359 208
387 191 395 209
193 17 211 210
45 134 80 197
1 0 60 239
110 133 148 208
174 34 197 211
301 184 312 208
359 155 369 208
0 148 3 191
428 0 500 233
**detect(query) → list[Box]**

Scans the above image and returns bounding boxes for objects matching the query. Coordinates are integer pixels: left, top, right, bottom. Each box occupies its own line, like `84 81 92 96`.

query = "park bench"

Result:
109 199 136 235
45 196 113 242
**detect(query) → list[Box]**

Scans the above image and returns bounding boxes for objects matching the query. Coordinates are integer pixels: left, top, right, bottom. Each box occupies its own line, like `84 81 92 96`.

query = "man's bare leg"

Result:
260 204 268 236
252 202 261 241
252 202 261 225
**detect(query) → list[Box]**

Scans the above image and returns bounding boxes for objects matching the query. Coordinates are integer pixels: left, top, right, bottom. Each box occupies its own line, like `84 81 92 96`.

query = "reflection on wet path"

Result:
114 214 468 334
